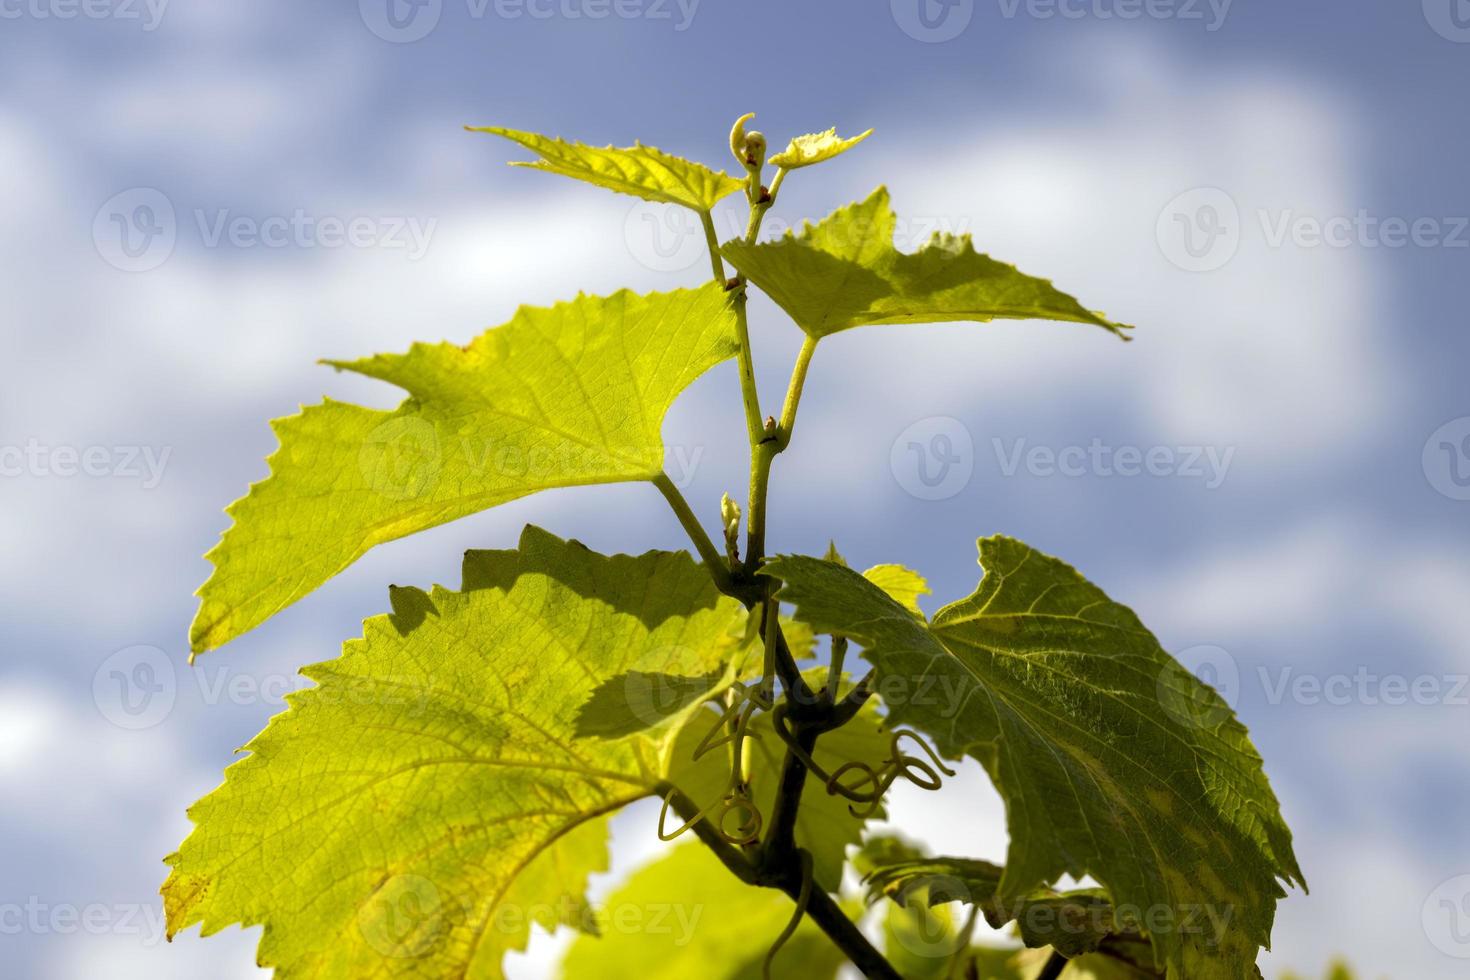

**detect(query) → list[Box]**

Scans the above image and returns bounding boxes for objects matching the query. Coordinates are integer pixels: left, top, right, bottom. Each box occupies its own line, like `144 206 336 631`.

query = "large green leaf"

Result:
763 538 1304 979
165 528 751 979
190 285 737 654
558 842 847 980
470 125 744 212
722 188 1131 340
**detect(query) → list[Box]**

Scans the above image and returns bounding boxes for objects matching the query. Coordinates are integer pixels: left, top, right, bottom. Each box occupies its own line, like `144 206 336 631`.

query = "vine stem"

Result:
1037 950 1070 980
663 786 901 980
653 472 735 597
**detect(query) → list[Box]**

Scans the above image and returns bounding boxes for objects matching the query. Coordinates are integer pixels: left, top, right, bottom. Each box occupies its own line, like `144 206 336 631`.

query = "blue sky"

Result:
2 2 1468 977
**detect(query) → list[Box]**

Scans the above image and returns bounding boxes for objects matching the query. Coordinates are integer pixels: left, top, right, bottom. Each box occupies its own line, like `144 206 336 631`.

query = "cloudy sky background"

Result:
2 1 1468 977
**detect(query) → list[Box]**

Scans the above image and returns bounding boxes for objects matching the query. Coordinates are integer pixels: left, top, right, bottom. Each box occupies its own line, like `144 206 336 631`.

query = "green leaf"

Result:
768 127 873 170
470 125 744 212
862 563 931 618
722 188 1132 341
165 528 750 979
190 284 738 654
863 853 1150 961
764 537 1304 979
558 842 847 980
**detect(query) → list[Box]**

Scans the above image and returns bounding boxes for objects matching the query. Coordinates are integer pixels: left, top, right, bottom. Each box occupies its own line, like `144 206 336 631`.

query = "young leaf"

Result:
763 538 1304 979
470 125 744 212
165 527 749 979
190 284 737 654
721 188 1131 340
768 127 874 170
558 842 848 980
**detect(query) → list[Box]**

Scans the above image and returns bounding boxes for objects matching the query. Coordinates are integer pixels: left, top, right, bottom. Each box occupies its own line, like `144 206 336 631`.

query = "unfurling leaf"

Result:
470 125 744 212
558 842 848 980
166 528 752 978
768 127 874 170
764 537 1304 979
190 284 737 654
722 187 1131 340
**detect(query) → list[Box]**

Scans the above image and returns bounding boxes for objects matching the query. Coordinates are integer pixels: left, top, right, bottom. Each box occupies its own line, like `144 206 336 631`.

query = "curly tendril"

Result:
770 703 955 816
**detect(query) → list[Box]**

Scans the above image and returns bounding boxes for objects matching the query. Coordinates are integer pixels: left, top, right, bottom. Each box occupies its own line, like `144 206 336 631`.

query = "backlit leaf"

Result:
471 125 744 212
166 528 750 978
722 188 1131 340
558 842 847 980
768 127 873 170
191 285 737 654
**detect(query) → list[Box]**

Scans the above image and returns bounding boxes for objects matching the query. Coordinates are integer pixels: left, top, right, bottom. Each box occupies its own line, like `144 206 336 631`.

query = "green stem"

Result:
699 209 726 284
1037 951 1069 980
776 335 817 451
653 473 733 596
732 291 765 448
